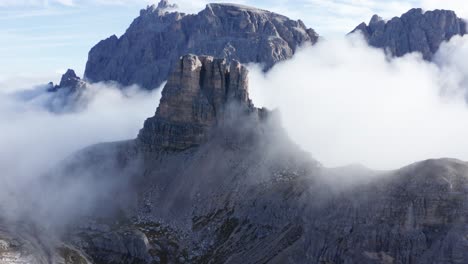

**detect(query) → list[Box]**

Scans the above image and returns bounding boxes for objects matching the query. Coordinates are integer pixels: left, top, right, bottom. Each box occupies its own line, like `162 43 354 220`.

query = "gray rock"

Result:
351 8 467 60
45 69 88 113
84 0 319 90
137 54 264 151
48 69 86 93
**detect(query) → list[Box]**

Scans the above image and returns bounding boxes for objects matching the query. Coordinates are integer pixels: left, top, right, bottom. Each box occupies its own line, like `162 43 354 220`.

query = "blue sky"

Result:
0 0 466 89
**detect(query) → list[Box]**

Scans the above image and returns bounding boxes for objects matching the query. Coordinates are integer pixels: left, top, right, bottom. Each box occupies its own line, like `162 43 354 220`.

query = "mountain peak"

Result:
369 14 383 25
47 69 85 93
85 2 319 90
137 55 263 151
59 69 79 87
352 8 467 60
142 0 179 16
157 0 177 10
43 69 87 113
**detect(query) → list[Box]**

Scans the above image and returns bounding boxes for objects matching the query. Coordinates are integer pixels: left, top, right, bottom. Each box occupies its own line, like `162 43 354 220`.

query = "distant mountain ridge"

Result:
352 8 467 60
83 0 319 90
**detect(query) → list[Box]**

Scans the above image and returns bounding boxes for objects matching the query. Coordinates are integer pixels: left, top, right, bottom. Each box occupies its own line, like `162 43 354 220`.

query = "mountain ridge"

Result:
83 0 319 90
352 8 467 59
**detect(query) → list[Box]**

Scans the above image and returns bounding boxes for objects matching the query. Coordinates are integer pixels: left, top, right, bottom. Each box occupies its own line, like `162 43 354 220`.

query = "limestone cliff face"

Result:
137 55 263 151
84 0 319 90
352 8 467 60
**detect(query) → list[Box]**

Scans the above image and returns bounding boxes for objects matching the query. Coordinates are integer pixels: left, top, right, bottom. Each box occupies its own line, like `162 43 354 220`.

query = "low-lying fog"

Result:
250 33 468 170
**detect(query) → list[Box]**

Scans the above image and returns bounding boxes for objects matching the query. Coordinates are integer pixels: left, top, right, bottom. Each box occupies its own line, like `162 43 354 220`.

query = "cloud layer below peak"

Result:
250 34 468 170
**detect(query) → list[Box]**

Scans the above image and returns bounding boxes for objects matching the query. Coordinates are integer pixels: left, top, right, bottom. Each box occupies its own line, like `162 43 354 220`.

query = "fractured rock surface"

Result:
137 54 264 151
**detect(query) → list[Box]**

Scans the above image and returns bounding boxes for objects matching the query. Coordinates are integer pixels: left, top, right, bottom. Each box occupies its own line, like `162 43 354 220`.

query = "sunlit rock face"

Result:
137 54 264 151
352 8 467 60
84 0 319 90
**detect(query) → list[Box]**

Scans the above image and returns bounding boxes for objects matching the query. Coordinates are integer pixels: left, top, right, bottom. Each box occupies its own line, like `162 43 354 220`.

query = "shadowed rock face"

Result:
84 0 319 90
352 8 467 60
137 54 265 151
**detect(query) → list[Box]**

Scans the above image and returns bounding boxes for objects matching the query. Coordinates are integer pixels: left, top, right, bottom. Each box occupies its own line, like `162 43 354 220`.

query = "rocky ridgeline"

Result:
352 8 467 60
137 54 265 151
84 0 319 89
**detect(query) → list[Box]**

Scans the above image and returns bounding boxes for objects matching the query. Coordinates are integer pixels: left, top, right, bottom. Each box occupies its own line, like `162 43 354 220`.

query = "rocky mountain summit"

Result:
47 69 86 93
7 55 468 263
45 69 88 112
137 54 266 151
352 8 467 60
84 0 319 90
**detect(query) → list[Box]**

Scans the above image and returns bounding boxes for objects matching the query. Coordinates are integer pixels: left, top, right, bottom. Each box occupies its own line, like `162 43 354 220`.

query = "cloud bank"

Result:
0 83 161 229
250 34 468 170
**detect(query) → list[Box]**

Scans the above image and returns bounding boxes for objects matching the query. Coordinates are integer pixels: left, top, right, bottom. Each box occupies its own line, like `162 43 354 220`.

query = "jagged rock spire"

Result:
48 69 86 93
137 55 261 151
59 69 80 88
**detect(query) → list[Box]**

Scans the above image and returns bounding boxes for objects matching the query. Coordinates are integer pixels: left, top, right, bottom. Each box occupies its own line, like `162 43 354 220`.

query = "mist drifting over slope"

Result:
250 33 468 170
0 83 161 228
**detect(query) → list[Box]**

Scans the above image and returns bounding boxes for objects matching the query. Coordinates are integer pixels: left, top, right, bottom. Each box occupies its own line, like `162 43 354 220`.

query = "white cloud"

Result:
0 82 162 226
250 34 468 170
